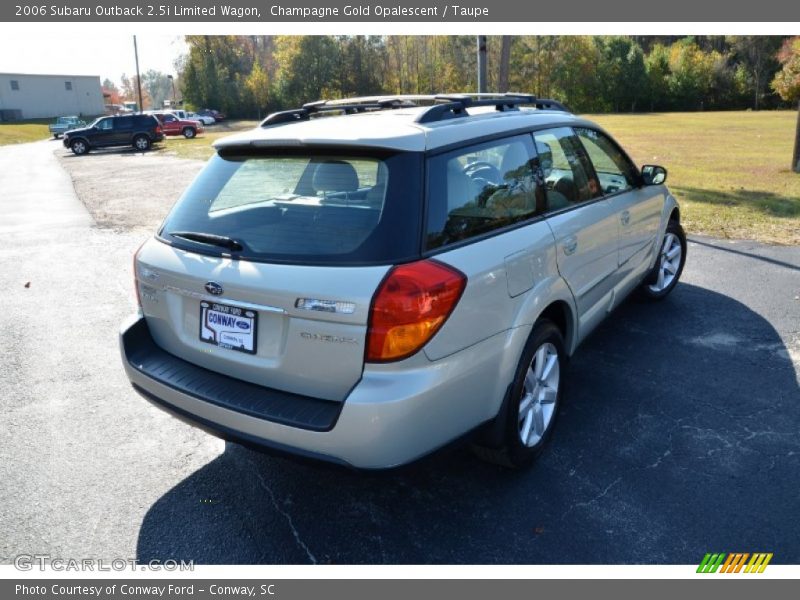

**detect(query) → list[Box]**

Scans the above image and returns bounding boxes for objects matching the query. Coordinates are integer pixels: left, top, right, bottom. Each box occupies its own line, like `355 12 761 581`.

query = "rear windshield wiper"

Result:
168 231 245 252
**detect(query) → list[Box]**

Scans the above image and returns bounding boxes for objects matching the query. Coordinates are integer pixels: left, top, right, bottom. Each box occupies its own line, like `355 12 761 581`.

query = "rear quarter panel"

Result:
424 220 574 360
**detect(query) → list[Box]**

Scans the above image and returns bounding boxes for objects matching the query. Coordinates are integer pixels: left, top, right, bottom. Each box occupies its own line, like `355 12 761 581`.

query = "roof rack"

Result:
259 97 417 127
415 93 570 124
259 93 571 128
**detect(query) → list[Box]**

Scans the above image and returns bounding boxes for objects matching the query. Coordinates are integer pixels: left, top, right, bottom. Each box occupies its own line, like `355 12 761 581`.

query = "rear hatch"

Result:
136 147 422 402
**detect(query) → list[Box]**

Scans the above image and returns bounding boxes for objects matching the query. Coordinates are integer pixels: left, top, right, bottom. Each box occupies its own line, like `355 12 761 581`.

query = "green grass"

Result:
0 119 51 145
587 111 800 245
161 120 260 160
163 111 800 244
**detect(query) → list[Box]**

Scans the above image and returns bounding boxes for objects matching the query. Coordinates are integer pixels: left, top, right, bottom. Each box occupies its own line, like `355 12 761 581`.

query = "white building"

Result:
0 73 105 120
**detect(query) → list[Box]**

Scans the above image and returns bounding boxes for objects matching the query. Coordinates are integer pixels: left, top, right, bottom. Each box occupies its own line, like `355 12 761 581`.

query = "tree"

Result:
141 70 173 109
645 43 671 110
667 39 716 110
596 37 647 112
120 73 151 109
771 37 800 172
102 79 122 105
245 58 270 119
180 35 253 116
498 36 512 92
273 36 340 106
550 37 603 112
728 36 783 110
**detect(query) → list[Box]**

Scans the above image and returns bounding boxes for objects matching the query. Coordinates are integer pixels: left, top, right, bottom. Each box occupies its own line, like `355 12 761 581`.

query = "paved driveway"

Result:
1 141 798 565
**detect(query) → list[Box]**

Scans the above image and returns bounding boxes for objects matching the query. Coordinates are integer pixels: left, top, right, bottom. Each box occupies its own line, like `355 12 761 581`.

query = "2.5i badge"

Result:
199 301 257 354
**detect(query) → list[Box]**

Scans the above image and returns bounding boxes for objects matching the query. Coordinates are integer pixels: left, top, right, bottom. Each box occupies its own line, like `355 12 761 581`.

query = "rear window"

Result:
159 149 423 265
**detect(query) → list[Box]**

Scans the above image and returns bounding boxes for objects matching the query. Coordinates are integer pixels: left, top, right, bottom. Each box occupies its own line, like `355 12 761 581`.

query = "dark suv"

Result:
63 114 164 155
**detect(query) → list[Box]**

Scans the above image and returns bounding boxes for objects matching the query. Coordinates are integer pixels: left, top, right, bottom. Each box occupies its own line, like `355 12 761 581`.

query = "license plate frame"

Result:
199 301 258 355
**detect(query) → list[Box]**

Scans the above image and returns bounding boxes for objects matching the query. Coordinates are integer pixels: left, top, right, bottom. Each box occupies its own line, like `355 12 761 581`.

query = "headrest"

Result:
312 160 359 193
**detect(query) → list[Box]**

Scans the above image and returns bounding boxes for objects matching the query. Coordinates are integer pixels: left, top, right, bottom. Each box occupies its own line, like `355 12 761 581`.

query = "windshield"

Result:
159 149 423 265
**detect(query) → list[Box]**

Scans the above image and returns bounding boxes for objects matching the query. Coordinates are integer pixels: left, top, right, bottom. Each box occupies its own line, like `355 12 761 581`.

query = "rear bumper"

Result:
120 315 523 469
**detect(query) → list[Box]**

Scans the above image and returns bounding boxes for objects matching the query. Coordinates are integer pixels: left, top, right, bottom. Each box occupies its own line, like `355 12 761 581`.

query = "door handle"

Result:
562 236 578 256
620 210 631 226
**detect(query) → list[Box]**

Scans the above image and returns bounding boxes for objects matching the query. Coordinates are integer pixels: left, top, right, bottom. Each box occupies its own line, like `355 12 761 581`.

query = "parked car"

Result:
198 108 225 122
120 93 685 470
63 114 164 155
169 109 198 122
49 116 86 139
151 112 204 138
187 112 216 126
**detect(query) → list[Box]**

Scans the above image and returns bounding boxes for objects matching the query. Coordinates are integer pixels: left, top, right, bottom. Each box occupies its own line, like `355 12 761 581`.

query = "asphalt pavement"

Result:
0 141 798 565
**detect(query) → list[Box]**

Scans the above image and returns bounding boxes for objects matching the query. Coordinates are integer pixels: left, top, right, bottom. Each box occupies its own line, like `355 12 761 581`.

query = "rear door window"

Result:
114 116 134 130
425 134 543 250
160 150 422 265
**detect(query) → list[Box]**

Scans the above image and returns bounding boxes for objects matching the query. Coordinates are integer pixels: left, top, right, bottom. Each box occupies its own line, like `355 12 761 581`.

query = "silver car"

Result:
120 94 685 469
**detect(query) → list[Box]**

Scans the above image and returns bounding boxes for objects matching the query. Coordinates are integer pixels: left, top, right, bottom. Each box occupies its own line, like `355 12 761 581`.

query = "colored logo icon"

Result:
697 552 773 573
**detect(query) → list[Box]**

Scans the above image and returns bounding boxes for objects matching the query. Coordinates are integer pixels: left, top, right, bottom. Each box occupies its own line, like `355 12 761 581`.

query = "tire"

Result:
472 320 566 468
133 135 151 152
182 127 196 139
70 139 89 156
638 220 687 301
53 133 60 139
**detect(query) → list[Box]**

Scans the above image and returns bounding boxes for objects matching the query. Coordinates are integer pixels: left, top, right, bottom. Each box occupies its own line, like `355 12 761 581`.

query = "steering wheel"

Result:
463 161 501 185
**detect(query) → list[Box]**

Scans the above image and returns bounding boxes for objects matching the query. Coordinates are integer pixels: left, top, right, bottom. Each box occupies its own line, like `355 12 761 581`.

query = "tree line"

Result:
108 36 800 119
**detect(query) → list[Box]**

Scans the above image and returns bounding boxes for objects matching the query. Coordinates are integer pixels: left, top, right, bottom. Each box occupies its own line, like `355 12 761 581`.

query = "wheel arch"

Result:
509 275 579 356
536 300 575 356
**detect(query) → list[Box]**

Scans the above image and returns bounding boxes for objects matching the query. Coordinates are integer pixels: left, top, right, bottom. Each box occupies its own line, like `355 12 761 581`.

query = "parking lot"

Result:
1 139 799 565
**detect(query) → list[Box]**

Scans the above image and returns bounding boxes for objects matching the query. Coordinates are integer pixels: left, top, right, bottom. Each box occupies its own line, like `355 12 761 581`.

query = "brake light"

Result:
366 260 466 362
155 125 163 134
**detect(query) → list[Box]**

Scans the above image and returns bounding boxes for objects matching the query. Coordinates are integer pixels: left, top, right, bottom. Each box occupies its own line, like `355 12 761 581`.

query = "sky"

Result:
0 35 187 86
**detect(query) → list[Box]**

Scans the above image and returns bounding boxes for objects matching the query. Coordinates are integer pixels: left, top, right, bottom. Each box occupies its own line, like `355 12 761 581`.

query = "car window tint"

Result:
533 128 599 212
159 151 422 265
115 116 133 129
575 127 638 194
426 134 543 250
97 118 113 131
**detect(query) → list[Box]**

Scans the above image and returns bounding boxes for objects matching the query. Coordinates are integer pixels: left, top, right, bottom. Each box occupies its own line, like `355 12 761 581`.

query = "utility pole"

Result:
133 35 143 112
477 35 487 93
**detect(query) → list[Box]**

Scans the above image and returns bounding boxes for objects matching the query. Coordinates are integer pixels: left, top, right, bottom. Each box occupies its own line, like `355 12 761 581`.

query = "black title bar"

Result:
4 0 800 22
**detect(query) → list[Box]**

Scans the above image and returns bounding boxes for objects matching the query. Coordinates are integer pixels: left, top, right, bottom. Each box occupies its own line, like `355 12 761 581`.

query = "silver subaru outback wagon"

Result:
120 94 685 469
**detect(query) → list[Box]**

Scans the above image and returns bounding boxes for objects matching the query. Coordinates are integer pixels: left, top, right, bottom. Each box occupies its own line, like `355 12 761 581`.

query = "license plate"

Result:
199 301 258 354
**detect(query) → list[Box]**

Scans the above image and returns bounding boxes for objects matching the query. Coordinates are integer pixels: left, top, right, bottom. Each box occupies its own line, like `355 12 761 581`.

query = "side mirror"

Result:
641 165 667 185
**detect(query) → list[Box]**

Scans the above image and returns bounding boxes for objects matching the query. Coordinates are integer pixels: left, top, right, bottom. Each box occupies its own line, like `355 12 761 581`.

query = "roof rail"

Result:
259 93 571 128
259 97 417 127
415 93 570 124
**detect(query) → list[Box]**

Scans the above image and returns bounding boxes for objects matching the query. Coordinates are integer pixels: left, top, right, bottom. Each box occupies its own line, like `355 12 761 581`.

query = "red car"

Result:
151 112 204 139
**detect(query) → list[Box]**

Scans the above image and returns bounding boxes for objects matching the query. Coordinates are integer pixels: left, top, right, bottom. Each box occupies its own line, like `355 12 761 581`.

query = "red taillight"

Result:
155 125 163 134
366 260 466 362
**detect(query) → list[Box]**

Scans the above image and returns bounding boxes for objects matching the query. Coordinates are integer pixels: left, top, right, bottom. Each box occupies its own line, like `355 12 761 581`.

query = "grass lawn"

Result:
163 111 800 244
0 120 51 145
162 119 259 161
588 111 800 245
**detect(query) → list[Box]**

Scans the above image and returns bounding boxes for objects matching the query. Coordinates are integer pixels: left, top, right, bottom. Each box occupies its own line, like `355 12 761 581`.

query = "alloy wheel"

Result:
518 342 560 447
648 232 682 293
